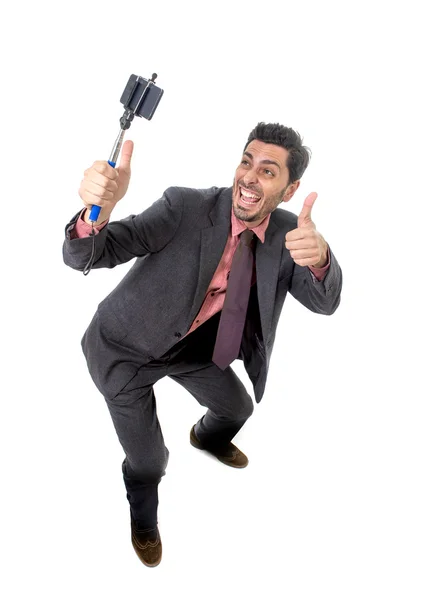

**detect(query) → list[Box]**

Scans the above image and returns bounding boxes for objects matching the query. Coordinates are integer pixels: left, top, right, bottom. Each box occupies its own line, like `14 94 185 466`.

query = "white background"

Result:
1 0 423 598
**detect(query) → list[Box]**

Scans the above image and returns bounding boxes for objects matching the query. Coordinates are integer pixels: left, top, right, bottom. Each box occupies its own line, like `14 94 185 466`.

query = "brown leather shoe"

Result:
190 425 248 468
131 519 162 567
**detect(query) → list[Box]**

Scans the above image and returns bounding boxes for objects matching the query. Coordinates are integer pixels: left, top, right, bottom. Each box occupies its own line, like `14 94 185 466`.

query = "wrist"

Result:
312 244 329 268
83 207 111 226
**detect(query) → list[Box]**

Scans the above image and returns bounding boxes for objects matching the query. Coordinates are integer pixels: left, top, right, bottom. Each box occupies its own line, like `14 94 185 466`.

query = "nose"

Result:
243 167 258 186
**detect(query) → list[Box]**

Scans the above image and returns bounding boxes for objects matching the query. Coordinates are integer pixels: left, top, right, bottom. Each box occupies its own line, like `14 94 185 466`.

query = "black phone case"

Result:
120 74 164 120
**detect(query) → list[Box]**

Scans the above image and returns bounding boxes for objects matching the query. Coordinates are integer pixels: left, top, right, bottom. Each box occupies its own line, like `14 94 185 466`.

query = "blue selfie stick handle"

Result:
89 205 101 222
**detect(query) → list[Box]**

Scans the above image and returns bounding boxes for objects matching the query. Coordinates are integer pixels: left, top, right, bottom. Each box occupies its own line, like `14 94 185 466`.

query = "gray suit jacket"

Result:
63 186 342 402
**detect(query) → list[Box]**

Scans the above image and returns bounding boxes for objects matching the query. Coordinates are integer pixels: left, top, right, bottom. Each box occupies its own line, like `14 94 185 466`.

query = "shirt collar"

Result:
231 206 271 243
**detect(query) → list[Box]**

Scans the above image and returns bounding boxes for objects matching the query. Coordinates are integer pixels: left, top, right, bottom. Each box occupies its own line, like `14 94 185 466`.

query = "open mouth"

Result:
239 186 261 207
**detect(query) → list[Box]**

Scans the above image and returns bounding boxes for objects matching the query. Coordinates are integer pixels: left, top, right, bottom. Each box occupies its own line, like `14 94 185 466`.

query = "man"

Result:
63 122 342 567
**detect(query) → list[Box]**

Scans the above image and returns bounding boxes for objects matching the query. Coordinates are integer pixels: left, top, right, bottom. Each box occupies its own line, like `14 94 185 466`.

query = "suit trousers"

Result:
103 312 254 530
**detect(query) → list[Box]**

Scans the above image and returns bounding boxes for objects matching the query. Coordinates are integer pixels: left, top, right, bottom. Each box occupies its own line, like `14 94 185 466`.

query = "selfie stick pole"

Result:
88 73 158 223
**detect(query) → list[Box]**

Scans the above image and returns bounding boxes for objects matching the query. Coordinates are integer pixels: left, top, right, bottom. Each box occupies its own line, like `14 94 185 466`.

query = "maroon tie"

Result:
212 229 255 370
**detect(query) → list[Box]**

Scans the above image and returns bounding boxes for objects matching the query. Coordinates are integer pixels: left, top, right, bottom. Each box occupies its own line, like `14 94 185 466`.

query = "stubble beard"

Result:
232 182 289 222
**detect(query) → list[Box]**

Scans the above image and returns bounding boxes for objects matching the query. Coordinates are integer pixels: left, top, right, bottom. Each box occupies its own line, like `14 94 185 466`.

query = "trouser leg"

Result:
94 311 254 527
170 364 254 453
105 374 168 529
167 314 255 453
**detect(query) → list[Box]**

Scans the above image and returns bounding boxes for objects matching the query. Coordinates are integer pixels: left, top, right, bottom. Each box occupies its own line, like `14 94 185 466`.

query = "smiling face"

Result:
232 140 300 228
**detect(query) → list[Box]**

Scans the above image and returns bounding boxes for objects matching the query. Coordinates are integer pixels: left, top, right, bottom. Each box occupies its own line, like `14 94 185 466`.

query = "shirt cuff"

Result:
308 251 331 282
70 209 109 239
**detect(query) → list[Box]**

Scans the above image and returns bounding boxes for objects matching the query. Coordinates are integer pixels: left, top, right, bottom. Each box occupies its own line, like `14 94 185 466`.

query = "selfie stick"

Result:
88 73 158 223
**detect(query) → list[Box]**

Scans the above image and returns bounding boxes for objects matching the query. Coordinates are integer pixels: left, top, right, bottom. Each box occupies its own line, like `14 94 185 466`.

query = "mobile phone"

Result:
120 74 164 120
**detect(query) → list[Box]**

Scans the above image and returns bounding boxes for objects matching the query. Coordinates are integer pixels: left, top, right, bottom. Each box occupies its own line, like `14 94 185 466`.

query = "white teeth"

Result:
240 187 260 200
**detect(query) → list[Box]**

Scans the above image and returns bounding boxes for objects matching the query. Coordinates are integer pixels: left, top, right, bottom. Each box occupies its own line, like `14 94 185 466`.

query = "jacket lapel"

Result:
186 188 232 328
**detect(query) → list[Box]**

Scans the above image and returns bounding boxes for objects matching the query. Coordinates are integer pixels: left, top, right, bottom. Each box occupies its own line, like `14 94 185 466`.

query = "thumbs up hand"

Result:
285 192 329 268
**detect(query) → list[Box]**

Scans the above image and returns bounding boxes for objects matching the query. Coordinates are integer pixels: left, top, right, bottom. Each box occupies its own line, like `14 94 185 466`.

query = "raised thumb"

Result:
298 192 318 227
118 140 134 173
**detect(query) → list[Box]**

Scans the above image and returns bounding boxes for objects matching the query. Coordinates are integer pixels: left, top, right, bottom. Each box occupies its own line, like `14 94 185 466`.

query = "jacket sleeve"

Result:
62 187 184 271
287 246 342 315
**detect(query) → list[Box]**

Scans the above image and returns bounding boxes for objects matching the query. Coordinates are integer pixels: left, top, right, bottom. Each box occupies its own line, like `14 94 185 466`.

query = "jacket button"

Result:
174 332 181 338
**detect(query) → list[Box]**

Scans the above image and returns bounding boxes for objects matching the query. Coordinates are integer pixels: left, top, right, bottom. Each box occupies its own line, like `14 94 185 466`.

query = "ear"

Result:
281 180 300 203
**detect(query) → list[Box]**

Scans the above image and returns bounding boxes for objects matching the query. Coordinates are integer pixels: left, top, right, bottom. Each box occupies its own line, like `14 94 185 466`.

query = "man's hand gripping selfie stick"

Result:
82 73 164 276
88 73 162 223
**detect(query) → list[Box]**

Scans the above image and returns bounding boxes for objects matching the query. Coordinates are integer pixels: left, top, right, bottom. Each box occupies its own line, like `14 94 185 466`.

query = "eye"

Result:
241 160 250 166
264 169 274 176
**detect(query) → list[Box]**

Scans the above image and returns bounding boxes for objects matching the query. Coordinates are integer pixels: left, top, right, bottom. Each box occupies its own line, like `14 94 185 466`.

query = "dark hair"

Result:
244 122 311 184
